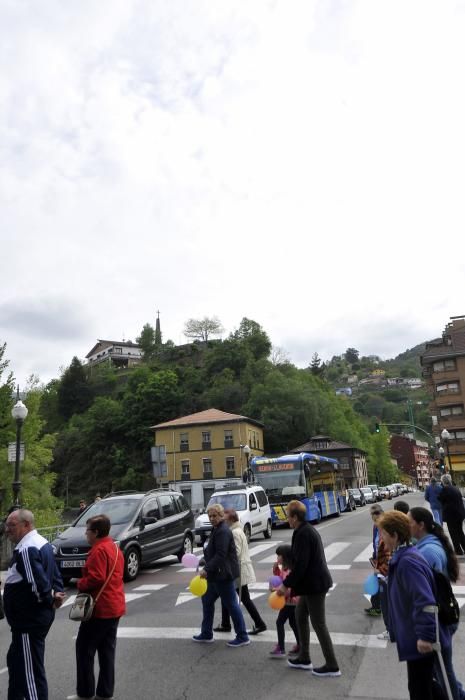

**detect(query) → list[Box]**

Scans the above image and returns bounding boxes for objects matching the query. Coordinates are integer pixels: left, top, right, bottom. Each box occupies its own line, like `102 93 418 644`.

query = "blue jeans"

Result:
432 509 443 526
201 580 248 641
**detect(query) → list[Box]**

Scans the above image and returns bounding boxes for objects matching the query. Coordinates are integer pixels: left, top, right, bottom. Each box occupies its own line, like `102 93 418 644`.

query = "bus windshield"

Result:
254 469 305 503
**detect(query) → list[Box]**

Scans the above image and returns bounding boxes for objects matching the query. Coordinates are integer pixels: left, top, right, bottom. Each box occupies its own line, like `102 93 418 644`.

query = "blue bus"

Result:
250 452 348 525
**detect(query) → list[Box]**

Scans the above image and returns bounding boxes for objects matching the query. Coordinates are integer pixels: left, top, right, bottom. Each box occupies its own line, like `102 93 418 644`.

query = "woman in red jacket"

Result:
68 514 126 700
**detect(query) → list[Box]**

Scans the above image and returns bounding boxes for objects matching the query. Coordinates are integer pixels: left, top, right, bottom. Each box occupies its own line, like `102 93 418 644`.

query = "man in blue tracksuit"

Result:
424 477 443 525
3 509 65 700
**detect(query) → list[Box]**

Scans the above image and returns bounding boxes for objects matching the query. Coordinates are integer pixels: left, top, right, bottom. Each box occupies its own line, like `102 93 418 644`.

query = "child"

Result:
269 544 299 658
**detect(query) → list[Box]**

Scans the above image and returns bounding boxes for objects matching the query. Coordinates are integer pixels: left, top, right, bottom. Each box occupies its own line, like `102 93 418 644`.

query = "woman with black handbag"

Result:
67 514 125 700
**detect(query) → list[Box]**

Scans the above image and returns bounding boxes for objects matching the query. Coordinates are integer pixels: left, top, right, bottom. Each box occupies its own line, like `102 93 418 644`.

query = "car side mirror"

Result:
250 502 257 511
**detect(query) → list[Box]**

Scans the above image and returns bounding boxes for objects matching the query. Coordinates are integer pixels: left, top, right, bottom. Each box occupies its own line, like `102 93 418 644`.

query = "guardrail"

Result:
38 524 72 543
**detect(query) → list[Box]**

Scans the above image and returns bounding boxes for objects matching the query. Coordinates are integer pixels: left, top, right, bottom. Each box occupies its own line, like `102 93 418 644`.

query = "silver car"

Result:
360 487 376 504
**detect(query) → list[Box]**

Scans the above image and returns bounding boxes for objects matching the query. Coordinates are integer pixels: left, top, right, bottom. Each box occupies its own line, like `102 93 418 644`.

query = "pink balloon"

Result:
182 553 199 568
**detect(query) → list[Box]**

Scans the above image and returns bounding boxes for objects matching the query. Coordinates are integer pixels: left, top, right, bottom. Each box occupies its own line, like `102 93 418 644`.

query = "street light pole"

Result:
11 388 28 508
242 444 252 483
441 428 453 481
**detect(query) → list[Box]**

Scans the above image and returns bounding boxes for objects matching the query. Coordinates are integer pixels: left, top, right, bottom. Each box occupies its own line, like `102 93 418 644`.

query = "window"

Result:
436 382 460 394
249 493 257 509
180 489 192 507
113 347 123 354
173 493 189 513
203 487 215 507
440 405 464 418
203 459 213 477
433 359 456 372
450 430 465 440
226 457 235 475
202 431 211 449
180 433 189 451
142 498 160 520
158 494 176 518
256 490 268 507
224 429 233 448
180 460 190 479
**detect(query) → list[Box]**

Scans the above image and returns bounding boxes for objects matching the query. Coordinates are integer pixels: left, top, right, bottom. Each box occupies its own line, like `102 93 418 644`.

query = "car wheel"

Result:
264 519 272 539
177 533 194 562
243 523 251 543
124 547 141 582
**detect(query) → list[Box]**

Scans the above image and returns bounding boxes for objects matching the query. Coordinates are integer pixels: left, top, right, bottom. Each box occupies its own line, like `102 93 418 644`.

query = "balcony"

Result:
203 472 213 480
202 442 211 451
180 473 190 481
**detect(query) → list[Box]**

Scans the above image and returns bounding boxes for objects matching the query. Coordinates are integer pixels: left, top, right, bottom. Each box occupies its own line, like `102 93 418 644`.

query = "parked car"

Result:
378 486 392 500
348 488 366 507
345 491 357 512
52 489 195 583
194 484 272 544
367 484 381 501
386 484 397 498
360 486 376 504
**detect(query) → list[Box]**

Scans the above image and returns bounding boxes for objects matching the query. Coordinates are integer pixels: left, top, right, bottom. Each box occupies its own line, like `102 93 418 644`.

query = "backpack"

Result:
432 569 460 626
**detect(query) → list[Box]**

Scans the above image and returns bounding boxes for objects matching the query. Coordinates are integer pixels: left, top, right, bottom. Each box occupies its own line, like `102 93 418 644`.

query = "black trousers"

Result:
446 518 465 555
76 617 120 699
276 605 299 651
221 585 265 629
406 655 436 700
7 624 52 700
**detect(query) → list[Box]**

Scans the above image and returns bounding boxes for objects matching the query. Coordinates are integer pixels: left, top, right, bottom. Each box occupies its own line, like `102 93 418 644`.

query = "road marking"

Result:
61 591 152 608
353 544 373 562
175 592 197 606
132 584 168 592
177 567 199 573
0 667 7 675
324 542 351 562
259 554 279 564
248 542 282 557
116 627 387 648
453 585 465 595
329 564 351 570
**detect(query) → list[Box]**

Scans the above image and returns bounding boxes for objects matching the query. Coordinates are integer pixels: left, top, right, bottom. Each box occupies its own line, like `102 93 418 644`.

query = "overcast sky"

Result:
1 0 465 386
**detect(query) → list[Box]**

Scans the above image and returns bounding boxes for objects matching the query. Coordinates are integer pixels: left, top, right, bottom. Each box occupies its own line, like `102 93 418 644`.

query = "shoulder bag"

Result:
69 543 119 622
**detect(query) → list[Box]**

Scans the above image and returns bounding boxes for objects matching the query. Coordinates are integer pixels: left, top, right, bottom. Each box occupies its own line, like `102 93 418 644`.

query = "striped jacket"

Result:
3 529 63 629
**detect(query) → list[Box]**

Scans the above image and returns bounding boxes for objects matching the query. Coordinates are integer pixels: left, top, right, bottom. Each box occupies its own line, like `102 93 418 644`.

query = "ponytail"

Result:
410 507 459 582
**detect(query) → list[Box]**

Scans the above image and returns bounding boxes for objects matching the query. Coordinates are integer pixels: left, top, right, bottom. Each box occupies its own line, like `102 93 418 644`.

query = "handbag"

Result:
69 543 119 622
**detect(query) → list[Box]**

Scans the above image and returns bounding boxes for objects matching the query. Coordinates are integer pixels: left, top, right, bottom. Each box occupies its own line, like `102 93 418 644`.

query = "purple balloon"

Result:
363 574 379 595
182 553 199 568
269 575 282 588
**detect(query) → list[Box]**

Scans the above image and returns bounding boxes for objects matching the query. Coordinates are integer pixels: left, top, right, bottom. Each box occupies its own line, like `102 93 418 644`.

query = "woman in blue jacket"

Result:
378 510 451 700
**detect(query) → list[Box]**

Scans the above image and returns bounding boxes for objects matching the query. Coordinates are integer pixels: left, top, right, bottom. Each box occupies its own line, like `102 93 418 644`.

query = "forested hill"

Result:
0 320 432 516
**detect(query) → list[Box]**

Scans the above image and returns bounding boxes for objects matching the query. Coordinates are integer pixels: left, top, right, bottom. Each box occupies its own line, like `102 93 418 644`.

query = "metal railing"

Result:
38 523 72 543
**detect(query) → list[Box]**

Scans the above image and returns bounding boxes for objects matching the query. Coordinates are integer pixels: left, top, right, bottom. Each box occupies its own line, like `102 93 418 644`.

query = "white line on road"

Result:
116 627 387 648
329 564 351 570
248 542 282 557
0 667 7 675
353 544 373 562
132 584 168 592
324 542 351 562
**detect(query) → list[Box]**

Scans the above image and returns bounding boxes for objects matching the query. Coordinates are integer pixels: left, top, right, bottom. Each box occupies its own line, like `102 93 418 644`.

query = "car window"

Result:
249 493 257 508
158 494 176 518
255 490 268 507
143 498 161 520
173 493 189 513
208 494 247 511
74 498 140 527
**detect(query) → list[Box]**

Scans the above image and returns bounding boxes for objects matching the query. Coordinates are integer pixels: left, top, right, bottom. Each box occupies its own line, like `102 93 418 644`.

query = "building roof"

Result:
291 436 366 455
421 317 465 363
151 408 264 430
86 339 141 358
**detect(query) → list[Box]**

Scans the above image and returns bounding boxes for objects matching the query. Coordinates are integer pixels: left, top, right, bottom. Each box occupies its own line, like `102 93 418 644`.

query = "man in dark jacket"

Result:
438 474 465 554
3 508 64 700
277 499 340 677
193 504 249 647
424 477 443 525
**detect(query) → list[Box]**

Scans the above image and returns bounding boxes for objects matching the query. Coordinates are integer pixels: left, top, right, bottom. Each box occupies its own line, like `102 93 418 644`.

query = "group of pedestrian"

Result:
2 508 125 700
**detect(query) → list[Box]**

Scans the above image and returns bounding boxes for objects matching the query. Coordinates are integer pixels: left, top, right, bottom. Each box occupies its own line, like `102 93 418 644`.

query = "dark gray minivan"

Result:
51 489 195 583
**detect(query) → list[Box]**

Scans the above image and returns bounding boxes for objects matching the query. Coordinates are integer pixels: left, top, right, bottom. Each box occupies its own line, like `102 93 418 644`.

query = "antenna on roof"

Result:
122 331 126 342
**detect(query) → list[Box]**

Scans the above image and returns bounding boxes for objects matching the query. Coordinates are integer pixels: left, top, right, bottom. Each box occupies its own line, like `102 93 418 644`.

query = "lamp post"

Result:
440 428 453 481
11 390 28 508
242 444 252 483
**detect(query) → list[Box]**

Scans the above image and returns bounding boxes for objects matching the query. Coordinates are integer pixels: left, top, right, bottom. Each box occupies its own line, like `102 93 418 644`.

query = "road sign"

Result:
151 445 167 478
8 442 25 462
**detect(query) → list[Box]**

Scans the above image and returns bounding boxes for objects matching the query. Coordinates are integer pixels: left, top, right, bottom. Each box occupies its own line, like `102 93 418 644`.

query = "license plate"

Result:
61 560 85 568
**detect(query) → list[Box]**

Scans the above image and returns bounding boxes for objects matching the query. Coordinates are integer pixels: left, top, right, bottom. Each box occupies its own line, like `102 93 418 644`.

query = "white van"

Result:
194 484 272 544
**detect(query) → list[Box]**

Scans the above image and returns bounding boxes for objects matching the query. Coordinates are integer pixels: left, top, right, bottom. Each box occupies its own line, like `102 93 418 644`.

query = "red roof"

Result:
151 408 263 429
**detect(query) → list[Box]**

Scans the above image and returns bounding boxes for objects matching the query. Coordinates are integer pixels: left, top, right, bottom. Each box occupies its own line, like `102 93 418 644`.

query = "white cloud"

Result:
1 0 464 383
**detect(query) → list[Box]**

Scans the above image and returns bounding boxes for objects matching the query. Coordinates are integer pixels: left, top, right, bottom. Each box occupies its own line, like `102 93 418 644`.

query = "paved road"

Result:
1 492 464 699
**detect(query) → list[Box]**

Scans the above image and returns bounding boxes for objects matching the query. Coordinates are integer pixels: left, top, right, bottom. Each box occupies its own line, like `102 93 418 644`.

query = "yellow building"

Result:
152 408 264 506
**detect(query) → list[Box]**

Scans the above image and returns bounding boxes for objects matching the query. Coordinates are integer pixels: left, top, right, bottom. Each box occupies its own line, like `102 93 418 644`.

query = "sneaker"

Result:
192 634 214 643
312 664 341 677
227 637 250 647
377 630 390 640
213 625 231 633
365 608 382 617
288 644 300 656
247 624 267 635
269 645 286 657
287 657 312 670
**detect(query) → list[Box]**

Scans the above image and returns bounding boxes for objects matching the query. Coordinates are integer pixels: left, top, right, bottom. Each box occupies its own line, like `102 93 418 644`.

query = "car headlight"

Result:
51 544 58 555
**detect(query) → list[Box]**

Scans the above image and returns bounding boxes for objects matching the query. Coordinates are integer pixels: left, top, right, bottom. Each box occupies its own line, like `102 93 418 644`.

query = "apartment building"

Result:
420 315 465 487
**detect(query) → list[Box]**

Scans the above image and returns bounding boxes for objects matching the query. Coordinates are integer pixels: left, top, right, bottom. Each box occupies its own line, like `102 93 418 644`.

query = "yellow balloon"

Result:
189 575 208 597
268 592 286 610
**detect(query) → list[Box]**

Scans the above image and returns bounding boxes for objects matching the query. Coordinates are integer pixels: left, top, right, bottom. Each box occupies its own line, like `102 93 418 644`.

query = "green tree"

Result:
231 318 271 360
309 352 325 376
137 323 156 359
184 316 224 342
344 348 360 365
57 357 93 421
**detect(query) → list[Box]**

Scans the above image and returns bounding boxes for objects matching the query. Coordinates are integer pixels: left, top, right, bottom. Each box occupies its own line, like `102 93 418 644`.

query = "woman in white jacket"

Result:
214 510 267 635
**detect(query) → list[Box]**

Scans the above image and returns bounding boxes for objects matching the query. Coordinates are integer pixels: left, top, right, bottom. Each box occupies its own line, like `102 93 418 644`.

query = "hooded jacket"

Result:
415 534 448 576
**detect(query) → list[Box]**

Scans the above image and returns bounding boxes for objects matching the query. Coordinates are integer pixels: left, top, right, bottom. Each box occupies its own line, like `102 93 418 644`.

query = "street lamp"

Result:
241 444 253 483
440 428 453 481
11 390 28 508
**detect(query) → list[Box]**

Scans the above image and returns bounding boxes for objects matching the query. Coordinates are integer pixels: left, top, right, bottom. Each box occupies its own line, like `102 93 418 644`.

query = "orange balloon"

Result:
268 591 286 610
